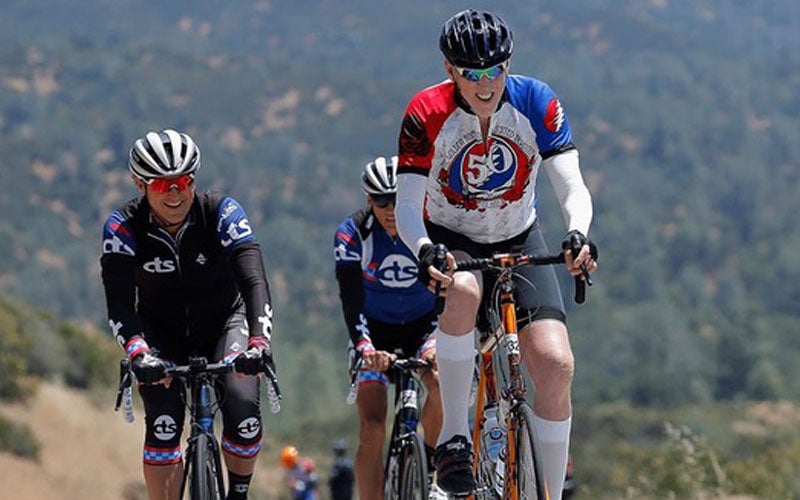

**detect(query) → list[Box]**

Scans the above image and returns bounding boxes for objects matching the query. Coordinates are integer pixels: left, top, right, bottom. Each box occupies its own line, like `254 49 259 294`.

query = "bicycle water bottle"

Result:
481 404 506 461
494 446 506 496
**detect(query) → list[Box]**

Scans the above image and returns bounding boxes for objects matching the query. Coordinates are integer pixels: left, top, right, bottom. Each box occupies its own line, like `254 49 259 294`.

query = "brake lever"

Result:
432 244 448 315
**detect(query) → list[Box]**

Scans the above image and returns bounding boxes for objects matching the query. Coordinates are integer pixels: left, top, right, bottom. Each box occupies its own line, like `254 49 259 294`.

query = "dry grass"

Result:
0 383 287 499
0 383 142 499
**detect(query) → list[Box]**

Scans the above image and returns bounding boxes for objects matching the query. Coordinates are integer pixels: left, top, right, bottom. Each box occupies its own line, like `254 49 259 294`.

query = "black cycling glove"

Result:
131 352 168 384
417 243 449 285
234 336 271 375
561 230 598 261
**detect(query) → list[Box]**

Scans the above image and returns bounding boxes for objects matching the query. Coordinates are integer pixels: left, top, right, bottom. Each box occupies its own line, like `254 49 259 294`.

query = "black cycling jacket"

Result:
101 190 272 359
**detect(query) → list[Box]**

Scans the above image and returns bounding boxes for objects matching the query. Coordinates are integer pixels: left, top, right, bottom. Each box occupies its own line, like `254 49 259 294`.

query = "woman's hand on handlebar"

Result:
363 349 397 372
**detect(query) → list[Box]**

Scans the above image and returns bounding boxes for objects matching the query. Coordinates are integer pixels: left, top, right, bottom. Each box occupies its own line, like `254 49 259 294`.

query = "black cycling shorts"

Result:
351 310 437 387
138 307 263 464
426 220 566 332
368 310 438 357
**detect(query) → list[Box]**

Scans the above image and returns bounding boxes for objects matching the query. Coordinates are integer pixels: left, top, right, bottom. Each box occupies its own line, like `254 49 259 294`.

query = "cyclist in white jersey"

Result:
395 9 598 499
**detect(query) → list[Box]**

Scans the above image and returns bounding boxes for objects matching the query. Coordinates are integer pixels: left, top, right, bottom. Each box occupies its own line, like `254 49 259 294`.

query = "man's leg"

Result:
521 319 574 500
355 382 388 500
143 463 183 500
223 454 258 500
219 368 263 499
140 382 185 500
432 267 482 494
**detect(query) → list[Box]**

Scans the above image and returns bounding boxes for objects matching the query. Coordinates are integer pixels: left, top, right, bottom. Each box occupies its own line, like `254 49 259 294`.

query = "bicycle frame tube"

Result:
180 374 225 499
471 349 499 469
384 363 427 498
195 375 216 432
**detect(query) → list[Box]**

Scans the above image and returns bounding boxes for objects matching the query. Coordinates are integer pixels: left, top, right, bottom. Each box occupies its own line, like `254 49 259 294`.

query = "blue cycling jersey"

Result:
334 209 434 340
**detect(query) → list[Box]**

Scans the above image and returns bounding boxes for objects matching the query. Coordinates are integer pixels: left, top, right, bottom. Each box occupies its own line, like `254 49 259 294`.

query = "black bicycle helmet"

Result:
128 128 201 181
439 9 514 69
361 156 397 196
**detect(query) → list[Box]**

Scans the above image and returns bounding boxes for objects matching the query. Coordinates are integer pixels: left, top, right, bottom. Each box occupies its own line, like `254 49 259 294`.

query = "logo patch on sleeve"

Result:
544 98 565 133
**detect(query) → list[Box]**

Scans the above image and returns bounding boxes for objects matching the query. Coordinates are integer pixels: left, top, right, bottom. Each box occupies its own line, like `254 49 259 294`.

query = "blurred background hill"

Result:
0 0 798 498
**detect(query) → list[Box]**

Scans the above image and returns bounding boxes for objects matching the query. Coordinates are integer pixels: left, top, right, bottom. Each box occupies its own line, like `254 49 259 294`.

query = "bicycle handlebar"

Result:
163 358 233 377
114 352 283 419
454 251 590 304
388 357 431 373
346 354 431 405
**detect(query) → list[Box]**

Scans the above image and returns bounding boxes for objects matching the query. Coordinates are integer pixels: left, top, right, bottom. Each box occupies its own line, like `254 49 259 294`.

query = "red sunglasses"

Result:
145 174 195 194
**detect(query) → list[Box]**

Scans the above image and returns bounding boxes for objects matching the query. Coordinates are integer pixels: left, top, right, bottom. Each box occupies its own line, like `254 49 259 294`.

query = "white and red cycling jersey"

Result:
397 75 589 247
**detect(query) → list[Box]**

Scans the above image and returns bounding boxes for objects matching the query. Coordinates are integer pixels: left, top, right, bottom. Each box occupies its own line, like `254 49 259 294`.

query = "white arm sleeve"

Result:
542 149 593 236
395 173 432 255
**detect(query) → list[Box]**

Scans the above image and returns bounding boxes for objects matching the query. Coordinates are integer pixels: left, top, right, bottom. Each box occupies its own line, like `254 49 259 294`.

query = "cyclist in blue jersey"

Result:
395 10 598 499
334 156 445 500
101 129 274 500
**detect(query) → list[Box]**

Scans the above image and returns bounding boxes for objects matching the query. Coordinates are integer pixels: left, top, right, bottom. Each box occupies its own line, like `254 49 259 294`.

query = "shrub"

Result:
0 414 40 460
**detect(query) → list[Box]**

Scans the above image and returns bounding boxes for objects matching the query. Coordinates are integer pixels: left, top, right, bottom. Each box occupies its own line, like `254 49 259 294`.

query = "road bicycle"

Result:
115 354 281 500
347 354 432 500
453 250 590 500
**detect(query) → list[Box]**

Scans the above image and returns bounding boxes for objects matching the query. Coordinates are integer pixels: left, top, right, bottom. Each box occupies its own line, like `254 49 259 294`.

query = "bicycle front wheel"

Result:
507 402 548 500
189 434 224 500
397 433 430 500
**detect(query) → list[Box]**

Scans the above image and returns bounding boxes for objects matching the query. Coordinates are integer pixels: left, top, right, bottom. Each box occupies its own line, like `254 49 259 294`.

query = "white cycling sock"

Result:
434 328 475 445
532 414 571 500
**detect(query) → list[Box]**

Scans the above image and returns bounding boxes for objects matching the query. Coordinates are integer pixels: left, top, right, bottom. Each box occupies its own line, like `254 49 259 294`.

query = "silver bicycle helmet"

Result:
361 156 398 196
440 9 514 69
128 129 201 181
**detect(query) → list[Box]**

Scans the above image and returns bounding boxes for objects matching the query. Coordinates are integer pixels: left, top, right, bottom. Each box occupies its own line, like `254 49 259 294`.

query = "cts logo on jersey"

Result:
444 138 518 205
366 254 418 288
237 417 261 439
334 242 359 262
153 415 178 441
143 257 176 273
220 219 253 247
218 199 255 248
258 303 274 339
103 235 135 256
108 319 123 339
544 97 565 133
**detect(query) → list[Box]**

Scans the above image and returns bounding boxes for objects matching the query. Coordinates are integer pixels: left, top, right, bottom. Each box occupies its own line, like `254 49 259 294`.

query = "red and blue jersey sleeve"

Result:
505 75 575 158
334 217 362 266
398 82 458 175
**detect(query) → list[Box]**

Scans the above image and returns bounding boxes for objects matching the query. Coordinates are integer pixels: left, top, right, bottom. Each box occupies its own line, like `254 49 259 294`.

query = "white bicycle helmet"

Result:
361 156 398 196
128 129 201 181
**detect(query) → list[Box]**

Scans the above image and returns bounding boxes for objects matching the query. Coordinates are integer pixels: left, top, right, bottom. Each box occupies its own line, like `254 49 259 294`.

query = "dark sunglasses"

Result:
371 194 396 208
144 174 195 194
